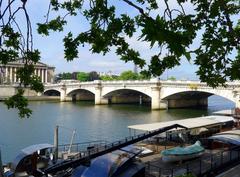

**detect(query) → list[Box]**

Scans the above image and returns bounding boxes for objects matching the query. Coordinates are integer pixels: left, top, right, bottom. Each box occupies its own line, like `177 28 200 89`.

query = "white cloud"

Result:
89 61 122 68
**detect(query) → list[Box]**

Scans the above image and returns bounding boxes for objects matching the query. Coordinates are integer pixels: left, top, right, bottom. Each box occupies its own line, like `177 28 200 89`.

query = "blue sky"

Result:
15 1 201 79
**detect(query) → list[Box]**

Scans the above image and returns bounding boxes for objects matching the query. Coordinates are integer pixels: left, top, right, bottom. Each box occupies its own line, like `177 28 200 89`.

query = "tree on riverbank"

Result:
59 72 72 80
88 71 100 81
100 70 150 81
118 70 150 80
1 0 239 117
119 71 138 80
77 72 90 81
168 76 177 81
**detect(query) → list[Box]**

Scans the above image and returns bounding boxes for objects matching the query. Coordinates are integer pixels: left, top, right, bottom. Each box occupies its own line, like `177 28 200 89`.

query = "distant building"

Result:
98 71 114 76
0 59 55 84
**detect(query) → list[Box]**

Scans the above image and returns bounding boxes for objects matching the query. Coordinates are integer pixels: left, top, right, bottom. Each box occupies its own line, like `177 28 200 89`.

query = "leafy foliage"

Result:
0 1 43 118
5 89 32 118
119 70 139 80
59 72 73 80
100 75 117 81
77 72 90 81
100 70 150 81
36 0 240 87
168 76 177 81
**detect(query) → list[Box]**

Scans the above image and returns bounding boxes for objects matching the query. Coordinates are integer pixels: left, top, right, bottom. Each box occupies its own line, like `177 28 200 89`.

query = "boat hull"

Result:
162 152 204 162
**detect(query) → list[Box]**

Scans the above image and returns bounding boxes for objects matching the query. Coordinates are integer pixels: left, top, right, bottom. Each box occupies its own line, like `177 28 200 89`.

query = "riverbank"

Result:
0 96 60 101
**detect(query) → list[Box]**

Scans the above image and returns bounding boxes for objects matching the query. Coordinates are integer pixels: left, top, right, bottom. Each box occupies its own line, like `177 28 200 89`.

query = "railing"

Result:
44 124 186 174
145 147 240 177
44 80 240 90
58 140 109 154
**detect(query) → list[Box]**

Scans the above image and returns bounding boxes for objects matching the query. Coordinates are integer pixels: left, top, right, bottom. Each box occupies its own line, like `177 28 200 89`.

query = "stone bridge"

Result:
43 79 240 109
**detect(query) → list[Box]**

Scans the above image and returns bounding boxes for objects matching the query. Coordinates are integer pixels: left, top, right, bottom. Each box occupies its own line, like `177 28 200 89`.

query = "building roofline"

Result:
0 59 55 69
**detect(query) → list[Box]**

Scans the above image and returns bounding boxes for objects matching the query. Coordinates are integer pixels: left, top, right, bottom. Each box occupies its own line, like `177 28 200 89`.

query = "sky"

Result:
8 0 205 80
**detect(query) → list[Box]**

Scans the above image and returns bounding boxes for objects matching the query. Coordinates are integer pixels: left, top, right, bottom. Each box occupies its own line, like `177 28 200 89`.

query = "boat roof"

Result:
128 116 233 132
11 143 53 171
208 134 240 145
71 145 142 177
216 129 240 136
208 129 240 145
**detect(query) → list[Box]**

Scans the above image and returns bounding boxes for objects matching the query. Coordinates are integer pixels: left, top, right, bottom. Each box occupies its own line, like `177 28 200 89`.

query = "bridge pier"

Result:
60 85 68 102
151 86 167 110
95 86 108 105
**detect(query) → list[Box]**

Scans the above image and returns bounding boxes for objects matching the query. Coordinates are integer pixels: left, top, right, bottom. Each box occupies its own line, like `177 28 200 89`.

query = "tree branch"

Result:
121 0 148 18
0 0 15 20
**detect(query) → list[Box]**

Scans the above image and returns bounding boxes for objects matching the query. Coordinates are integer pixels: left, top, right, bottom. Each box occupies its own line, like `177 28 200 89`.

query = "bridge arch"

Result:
43 89 61 96
102 88 151 98
102 89 151 105
67 88 95 101
161 89 235 108
161 89 235 103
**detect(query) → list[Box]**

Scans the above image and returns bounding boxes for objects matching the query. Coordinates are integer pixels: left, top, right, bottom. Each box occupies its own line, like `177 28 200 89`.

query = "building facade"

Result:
0 60 55 84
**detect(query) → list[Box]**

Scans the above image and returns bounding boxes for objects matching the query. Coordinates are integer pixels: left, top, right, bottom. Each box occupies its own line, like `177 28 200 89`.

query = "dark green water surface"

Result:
0 96 234 162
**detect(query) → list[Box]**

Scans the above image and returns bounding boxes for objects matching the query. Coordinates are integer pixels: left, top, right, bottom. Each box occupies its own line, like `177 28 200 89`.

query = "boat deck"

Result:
143 148 240 177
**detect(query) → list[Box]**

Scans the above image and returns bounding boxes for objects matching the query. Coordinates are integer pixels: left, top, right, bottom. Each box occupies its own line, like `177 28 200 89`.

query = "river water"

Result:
0 95 235 163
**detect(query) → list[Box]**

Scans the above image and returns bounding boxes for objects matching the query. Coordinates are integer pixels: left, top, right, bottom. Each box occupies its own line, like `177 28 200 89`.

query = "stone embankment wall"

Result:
0 86 59 101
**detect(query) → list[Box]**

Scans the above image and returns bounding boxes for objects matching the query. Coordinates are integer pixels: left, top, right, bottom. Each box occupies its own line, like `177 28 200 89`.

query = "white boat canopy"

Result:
128 116 234 132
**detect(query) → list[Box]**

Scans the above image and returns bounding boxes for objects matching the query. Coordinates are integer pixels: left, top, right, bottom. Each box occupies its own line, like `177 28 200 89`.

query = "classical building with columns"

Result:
0 60 55 84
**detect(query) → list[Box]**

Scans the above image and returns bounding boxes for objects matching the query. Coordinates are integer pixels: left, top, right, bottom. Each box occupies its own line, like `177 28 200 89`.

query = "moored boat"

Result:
5 144 54 177
71 145 145 177
161 141 205 162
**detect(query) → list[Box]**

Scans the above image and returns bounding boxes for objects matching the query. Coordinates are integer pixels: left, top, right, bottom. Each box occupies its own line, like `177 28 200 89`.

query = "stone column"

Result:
16 67 19 83
41 69 45 83
151 86 161 110
5 67 8 83
14 67 17 83
37 69 41 79
45 69 48 83
9 67 12 83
